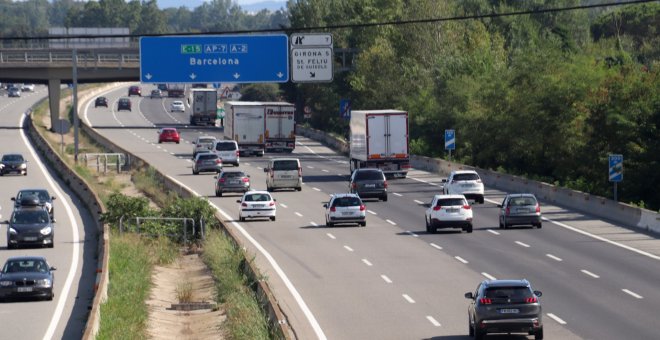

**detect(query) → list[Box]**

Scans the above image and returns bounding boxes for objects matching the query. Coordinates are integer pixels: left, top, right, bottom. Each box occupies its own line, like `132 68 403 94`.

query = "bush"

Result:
101 192 158 229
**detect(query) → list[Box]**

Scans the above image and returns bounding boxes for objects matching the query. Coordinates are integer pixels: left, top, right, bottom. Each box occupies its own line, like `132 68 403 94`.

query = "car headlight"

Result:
0 281 13 287
8 227 17 234
35 279 52 287
40 226 52 235
20 164 27 169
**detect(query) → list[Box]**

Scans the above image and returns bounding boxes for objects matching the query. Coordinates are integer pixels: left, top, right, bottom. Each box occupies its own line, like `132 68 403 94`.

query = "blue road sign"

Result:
140 35 289 83
445 129 456 150
340 99 351 120
609 154 623 182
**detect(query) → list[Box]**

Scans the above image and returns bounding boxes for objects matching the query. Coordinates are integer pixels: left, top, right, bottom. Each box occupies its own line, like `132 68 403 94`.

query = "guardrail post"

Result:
103 155 107 174
117 155 121 173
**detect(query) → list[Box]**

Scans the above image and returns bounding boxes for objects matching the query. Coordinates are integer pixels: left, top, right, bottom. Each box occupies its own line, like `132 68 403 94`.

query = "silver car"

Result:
324 193 366 227
213 140 240 167
349 168 388 201
498 193 542 229
192 152 222 175
192 136 216 157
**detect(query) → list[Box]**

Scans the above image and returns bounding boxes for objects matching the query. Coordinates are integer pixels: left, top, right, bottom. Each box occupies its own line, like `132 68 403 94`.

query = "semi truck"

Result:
167 84 185 98
264 102 296 153
224 101 267 157
349 110 410 177
188 88 218 126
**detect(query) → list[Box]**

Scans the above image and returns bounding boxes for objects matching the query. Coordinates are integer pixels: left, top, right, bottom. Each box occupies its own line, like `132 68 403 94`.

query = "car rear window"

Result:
199 138 215 144
273 160 299 171
332 197 362 207
453 173 480 181
509 197 537 206
199 154 217 160
485 286 534 299
437 198 466 206
245 193 271 202
223 172 245 178
215 142 237 151
355 170 384 180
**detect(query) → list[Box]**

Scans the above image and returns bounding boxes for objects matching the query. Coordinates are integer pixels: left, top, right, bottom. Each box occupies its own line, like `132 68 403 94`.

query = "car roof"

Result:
197 136 216 140
505 193 537 198
195 152 217 157
172 100 183 103
161 127 177 131
355 168 383 172
433 194 467 200
6 256 47 262
3 153 23 157
482 279 531 288
331 193 360 198
271 158 300 162
451 170 478 175
244 190 271 196
18 188 49 193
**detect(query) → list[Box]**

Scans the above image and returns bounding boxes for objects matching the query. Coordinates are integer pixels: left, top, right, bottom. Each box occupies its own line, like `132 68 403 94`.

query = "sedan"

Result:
95 96 109 108
237 191 276 222
12 189 56 220
424 194 473 233
128 85 141 96
171 100 185 112
117 98 132 111
215 171 250 197
0 256 56 301
158 128 180 144
192 152 222 175
150 89 162 98
21 84 35 92
498 193 542 229
8 87 21 97
6 206 54 248
0 153 28 176
324 193 366 227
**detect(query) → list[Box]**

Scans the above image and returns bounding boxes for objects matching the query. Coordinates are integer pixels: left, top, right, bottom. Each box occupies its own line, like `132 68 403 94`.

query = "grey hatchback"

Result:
192 152 222 175
215 170 250 197
349 168 388 201
498 193 542 229
465 279 543 340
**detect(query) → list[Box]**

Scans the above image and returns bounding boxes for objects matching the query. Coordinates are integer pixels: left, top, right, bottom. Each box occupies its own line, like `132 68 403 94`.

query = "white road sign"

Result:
291 33 333 47
292 47 333 82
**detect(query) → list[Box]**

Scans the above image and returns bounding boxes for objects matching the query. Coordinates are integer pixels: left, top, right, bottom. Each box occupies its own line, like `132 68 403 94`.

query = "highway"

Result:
0 86 98 339
85 84 660 340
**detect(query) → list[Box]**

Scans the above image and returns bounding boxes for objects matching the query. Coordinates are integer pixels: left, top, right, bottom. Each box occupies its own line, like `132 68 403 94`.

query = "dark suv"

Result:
117 98 132 111
349 168 388 201
5 206 55 248
465 279 543 339
95 96 108 107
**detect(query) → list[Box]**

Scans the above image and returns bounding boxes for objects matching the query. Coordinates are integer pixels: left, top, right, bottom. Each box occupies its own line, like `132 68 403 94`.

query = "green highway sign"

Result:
181 44 202 54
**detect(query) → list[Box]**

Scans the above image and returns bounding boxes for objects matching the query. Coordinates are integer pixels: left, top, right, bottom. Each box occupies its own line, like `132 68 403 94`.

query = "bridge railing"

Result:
0 50 140 67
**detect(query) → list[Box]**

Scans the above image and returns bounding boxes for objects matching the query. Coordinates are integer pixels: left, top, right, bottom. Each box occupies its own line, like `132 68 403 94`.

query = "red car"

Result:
128 85 142 96
158 128 180 144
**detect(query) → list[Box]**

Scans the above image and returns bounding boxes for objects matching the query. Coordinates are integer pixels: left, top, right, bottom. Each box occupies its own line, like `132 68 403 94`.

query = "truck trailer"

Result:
189 88 218 126
349 110 410 177
224 101 267 157
264 102 296 153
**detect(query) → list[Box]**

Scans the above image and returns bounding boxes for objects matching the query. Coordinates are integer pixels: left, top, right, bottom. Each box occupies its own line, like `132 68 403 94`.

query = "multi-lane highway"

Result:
0 86 97 339
85 84 660 340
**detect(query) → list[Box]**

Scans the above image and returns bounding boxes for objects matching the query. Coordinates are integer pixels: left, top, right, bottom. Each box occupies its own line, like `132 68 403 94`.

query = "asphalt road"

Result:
85 84 660 340
0 86 98 339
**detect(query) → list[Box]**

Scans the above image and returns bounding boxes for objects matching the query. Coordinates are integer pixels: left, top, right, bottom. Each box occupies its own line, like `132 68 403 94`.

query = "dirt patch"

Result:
146 253 226 340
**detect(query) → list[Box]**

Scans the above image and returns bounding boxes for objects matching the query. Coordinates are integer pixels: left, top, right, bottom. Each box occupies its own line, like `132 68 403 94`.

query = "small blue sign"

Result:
609 154 623 182
140 35 289 83
445 129 455 150
340 99 351 120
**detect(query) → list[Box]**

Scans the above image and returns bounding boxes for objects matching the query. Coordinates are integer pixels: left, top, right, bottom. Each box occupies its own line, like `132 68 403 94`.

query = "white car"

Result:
171 100 185 112
237 191 276 221
192 136 216 157
442 170 485 204
324 193 366 227
21 84 35 92
425 194 473 233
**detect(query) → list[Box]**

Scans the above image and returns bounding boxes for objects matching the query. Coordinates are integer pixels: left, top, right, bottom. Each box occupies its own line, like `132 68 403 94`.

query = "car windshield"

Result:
198 138 215 144
245 193 271 202
437 198 466 206
18 190 50 202
223 172 245 178
453 173 480 181
485 286 534 299
509 197 537 206
12 210 50 224
355 170 384 181
215 143 237 151
2 155 24 162
198 154 217 160
3 260 49 273
120 99 129 103
332 197 361 207
272 160 298 171
173 101 183 105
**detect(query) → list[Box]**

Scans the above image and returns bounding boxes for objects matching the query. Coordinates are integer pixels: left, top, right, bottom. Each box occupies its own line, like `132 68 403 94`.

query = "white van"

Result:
264 158 302 191
213 140 240 166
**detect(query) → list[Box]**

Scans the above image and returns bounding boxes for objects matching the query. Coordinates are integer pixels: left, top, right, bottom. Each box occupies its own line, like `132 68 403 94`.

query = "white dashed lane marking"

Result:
322 169 329 172
280 203 288 208
367 210 377 215
515 241 530 248
313 187 321 191
546 254 563 262
343 245 354 252
414 200 424 205
405 231 419 237
426 316 441 327
310 222 318 227
455 256 469 264
622 289 643 299
393 192 402 197
581 269 600 278
547 313 567 325
381 275 392 283
402 294 415 304
386 219 397 225
362 259 373 266
326 233 336 240
482 272 497 280
430 243 443 250
487 229 500 235
295 212 303 217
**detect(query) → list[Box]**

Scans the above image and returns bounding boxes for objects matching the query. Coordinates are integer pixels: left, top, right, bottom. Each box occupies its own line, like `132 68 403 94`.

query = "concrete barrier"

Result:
297 125 660 235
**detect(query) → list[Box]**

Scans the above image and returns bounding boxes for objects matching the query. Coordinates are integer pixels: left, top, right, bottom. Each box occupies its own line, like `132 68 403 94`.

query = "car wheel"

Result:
23 170 27 176
7 243 14 250
474 327 485 340
498 219 504 229
535 328 544 340
360 222 366 227
425 217 431 233
47 292 54 301
239 216 245 222
270 216 276 221
468 317 474 337
326 221 333 227
466 224 473 233
176 141 180 144
193 170 198 175
267 186 272 192
478 196 485 204
296 186 302 192
536 222 542 229
382 194 388 202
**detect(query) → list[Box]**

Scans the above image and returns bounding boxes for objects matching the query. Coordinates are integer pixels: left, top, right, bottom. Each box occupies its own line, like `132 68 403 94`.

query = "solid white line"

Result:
367 210 377 215
622 289 643 299
455 256 469 264
581 269 600 278
313 187 321 191
426 316 441 327
393 192 402 197
20 113 80 340
405 230 419 238
326 233 336 240
430 243 443 250
295 212 303 217
386 219 397 225
344 245 354 252
546 254 563 262
310 222 318 227
487 229 500 235
381 275 392 283
165 175 327 339
414 200 424 205
547 313 567 325
482 272 497 280
402 294 416 303
279 203 288 208
362 259 373 266
515 241 530 248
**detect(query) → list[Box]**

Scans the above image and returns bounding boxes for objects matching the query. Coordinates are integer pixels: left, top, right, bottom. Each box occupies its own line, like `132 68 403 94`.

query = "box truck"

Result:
188 89 218 126
224 101 266 157
264 102 296 153
349 110 410 177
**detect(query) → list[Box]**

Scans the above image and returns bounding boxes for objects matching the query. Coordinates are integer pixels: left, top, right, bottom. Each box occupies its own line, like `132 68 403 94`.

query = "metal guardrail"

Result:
0 50 140 67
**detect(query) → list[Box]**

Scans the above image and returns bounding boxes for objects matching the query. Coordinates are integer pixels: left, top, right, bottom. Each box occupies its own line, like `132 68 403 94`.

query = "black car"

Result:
465 279 543 340
215 171 251 197
5 206 54 248
12 189 56 220
0 256 56 301
0 153 28 176
157 84 168 91
117 98 132 111
8 87 21 97
95 96 108 108
349 168 388 201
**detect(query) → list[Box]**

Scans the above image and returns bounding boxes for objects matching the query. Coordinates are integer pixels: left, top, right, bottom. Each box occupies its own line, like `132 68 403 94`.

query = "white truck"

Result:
188 89 218 126
264 102 296 153
224 101 267 157
349 110 410 177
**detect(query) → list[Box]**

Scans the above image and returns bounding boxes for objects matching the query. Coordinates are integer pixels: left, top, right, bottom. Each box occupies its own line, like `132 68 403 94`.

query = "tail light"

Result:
235 150 240 157
242 177 249 183
330 207 336 212
359 204 366 211
479 298 492 305
526 297 538 303
505 207 510 216
216 159 222 164
298 167 302 177
218 178 225 183
535 203 541 213
269 201 275 206
463 205 471 210
241 203 247 207
383 180 388 188
351 183 357 189
433 206 441 211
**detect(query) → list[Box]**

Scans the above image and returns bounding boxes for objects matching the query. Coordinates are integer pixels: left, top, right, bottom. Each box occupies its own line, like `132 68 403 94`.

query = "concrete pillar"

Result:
47 79 61 131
